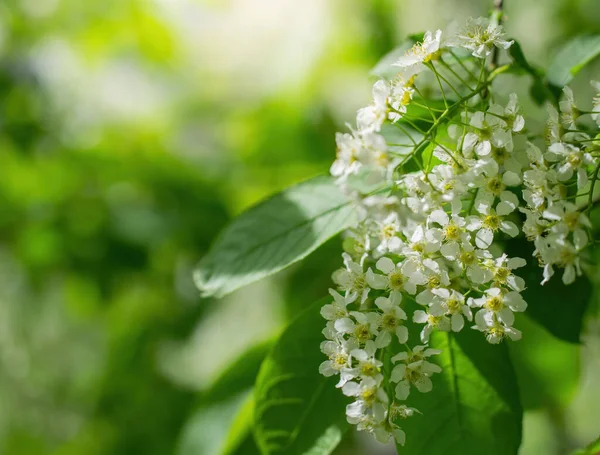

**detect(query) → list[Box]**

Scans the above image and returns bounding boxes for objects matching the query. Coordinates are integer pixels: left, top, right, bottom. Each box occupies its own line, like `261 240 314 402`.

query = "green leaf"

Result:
220 394 261 455
572 434 600 455
177 392 251 455
506 238 592 343
254 298 349 455
508 40 554 105
203 339 273 405
508 314 580 410
547 35 600 87
370 39 415 80
397 329 522 455
194 176 357 298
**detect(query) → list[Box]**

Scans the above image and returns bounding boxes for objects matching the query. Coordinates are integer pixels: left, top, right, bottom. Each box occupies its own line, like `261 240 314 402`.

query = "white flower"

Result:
452 17 513 58
427 209 470 259
335 311 378 344
463 111 513 158
368 256 425 296
559 86 578 129
390 347 441 399
413 307 451 342
545 142 595 188
488 255 527 291
543 201 591 245
415 258 451 305
319 338 358 384
456 243 494 284
466 197 520 249
489 93 525 133
374 213 403 255
431 288 472 331
332 253 372 303
357 80 390 133
393 30 443 77
320 288 356 321
330 130 389 182
537 234 584 285
471 287 527 328
473 317 522 344
372 294 409 347
342 340 383 384
388 75 414 122
343 376 388 405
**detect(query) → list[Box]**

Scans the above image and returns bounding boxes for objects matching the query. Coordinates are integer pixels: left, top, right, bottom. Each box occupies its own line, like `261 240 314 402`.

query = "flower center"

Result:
427 314 443 326
564 212 579 231
445 223 461 241
361 388 377 403
459 251 476 265
389 271 405 290
483 214 501 231
354 323 371 342
382 313 398 330
486 296 504 312
333 353 348 369
427 276 441 289
486 177 505 195
361 362 378 377
446 298 461 313
494 266 510 283
381 224 396 239
492 147 509 163
353 274 367 292
567 152 582 167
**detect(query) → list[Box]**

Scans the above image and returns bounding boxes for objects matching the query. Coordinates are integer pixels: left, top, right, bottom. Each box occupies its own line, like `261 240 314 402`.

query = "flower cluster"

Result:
320 16 598 446
521 91 599 285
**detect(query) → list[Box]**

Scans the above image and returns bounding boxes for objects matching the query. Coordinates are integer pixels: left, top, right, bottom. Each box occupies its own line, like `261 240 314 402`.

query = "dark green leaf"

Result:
508 39 554 105
254 298 349 455
547 35 600 87
506 238 592 343
397 329 523 455
194 176 357 298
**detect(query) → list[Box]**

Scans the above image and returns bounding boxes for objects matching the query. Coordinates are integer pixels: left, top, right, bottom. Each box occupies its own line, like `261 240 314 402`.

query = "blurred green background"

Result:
1 0 600 454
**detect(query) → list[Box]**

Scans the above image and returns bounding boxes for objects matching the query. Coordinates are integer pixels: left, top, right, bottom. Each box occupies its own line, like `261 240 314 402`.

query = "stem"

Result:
587 161 600 213
490 0 505 69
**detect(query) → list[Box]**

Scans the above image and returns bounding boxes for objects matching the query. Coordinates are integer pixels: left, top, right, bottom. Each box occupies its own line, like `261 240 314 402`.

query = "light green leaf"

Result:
370 39 414 80
220 394 260 455
508 314 580 410
547 35 600 87
254 298 349 455
202 339 273 405
397 329 522 455
194 176 357 298
177 392 250 455
572 434 600 455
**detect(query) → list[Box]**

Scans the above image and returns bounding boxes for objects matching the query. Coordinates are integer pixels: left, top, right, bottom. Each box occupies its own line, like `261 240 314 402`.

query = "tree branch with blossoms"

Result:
196 4 600 455
323 12 600 448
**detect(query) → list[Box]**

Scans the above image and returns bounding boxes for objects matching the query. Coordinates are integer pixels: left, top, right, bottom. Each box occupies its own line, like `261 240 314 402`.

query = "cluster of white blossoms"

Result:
321 16 598 446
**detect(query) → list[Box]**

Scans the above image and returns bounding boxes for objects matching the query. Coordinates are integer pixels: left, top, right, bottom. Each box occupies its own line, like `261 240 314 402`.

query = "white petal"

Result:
475 228 494 248
395 380 411 400
451 313 464 332
500 221 519 237
376 256 395 274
